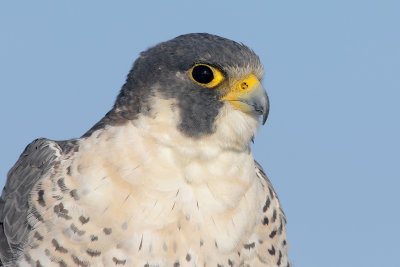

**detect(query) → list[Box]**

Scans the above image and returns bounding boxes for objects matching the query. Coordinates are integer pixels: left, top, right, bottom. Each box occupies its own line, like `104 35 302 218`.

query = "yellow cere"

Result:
190 64 225 88
220 74 260 101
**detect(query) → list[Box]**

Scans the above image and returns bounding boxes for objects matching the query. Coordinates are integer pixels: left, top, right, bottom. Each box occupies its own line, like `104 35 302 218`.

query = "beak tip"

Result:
262 96 269 125
262 109 268 125
262 115 267 125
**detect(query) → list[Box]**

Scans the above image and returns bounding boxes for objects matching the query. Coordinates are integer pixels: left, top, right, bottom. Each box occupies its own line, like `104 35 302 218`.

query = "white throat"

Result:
133 97 260 159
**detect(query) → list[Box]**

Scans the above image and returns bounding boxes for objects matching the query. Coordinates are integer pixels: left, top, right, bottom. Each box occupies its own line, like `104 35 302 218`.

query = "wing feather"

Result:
0 138 62 264
253 160 290 266
255 160 287 221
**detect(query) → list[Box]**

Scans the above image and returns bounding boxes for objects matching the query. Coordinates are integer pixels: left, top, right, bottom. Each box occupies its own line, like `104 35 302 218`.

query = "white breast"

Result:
23 98 265 266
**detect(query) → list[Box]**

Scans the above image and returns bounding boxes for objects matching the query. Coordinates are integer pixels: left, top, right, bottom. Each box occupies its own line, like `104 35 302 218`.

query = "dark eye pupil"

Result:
192 65 214 84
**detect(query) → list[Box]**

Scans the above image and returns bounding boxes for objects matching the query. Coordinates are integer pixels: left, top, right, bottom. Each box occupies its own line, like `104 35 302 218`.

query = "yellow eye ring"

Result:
189 64 224 88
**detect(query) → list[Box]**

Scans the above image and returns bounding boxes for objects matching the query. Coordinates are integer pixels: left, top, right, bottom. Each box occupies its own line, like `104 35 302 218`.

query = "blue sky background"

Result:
1 1 399 266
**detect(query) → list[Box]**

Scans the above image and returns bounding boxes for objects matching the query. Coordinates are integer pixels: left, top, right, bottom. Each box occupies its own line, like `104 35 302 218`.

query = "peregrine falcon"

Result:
0 33 289 267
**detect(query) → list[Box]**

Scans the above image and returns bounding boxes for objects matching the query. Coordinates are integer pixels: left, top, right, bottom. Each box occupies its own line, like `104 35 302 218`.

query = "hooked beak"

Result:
220 74 269 124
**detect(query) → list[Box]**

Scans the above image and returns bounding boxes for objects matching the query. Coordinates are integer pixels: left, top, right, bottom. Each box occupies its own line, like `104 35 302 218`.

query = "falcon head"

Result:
89 33 268 151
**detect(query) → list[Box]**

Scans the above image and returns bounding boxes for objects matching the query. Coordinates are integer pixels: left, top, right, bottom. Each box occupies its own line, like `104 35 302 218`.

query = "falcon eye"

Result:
189 64 224 88
192 65 214 84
